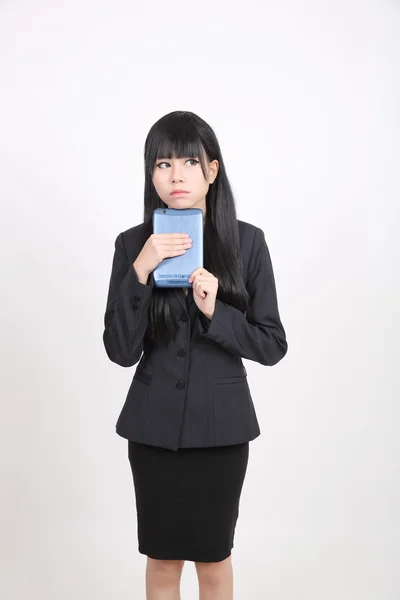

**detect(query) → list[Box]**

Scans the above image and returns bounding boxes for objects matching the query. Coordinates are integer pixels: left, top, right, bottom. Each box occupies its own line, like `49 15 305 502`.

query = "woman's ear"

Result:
208 159 219 184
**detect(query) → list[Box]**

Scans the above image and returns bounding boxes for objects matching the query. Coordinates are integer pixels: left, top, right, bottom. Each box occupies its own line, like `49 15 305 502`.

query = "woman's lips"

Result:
171 191 190 196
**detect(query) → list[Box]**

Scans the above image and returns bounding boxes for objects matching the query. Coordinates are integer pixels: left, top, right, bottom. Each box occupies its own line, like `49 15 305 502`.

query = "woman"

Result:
103 110 288 600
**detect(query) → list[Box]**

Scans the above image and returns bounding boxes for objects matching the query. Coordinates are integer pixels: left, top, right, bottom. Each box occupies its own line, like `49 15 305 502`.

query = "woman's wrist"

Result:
133 259 150 284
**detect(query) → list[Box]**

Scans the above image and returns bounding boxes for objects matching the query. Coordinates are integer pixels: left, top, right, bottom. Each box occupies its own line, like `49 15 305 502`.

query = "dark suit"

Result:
103 219 288 451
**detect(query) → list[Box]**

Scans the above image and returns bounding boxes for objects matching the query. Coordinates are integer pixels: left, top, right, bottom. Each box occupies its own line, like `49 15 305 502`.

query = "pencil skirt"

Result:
127 440 250 562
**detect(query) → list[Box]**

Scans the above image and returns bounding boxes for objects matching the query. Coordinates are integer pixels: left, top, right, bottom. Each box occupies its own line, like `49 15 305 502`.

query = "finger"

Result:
191 277 217 288
193 283 215 295
191 275 215 283
159 241 192 249
165 236 191 243
157 242 193 254
153 233 190 239
193 282 206 298
188 267 208 282
193 280 216 296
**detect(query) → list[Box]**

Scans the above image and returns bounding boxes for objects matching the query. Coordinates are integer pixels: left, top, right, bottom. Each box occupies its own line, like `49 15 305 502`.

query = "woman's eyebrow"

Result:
156 156 197 160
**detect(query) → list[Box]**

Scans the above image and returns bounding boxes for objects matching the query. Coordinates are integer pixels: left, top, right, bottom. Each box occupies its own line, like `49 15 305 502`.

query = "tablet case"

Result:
152 208 204 287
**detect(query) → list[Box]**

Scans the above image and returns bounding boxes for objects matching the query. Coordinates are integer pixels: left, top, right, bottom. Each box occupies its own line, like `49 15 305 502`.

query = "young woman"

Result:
103 110 288 600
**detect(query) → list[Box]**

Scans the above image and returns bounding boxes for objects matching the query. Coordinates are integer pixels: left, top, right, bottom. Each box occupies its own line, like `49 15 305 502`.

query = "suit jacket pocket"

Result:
213 375 247 387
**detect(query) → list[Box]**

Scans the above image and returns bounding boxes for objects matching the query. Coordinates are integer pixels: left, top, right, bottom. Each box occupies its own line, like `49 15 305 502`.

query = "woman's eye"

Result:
156 159 199 169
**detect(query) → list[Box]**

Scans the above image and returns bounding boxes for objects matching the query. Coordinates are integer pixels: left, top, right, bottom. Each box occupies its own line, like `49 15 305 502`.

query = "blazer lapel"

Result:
187 286 194 307
172 287 195 312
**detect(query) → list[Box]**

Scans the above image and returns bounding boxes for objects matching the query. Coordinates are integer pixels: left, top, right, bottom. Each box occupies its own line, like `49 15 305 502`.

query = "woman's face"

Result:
152 153 219 214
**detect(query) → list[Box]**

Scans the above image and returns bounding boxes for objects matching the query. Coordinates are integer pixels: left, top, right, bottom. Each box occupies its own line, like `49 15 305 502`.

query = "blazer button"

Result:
176 380 186 389
180 314 188 322
132 303 139 310
177 349 186 357
134 295 141 302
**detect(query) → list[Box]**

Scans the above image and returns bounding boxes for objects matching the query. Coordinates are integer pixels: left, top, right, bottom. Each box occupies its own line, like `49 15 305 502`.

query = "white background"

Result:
0 1 399 598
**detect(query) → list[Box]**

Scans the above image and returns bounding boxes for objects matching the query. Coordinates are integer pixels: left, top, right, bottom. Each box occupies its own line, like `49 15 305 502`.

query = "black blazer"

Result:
103 219 288 451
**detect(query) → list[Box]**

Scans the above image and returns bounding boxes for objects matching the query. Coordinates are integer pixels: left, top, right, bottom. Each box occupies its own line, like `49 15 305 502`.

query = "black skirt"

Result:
127 440 249 562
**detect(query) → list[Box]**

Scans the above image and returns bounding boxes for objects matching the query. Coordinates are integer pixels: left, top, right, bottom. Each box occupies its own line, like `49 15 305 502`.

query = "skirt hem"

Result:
139 546 233 563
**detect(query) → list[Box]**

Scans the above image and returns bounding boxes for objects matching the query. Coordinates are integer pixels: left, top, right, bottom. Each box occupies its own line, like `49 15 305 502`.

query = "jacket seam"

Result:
247 226 259 285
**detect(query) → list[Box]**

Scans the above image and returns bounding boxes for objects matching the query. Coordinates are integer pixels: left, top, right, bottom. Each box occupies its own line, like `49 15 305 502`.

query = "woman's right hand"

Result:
133 233 192 281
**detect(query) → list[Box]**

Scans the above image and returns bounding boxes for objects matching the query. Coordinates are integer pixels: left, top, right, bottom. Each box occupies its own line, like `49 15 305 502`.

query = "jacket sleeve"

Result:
198 227 288 366
102 231 154 367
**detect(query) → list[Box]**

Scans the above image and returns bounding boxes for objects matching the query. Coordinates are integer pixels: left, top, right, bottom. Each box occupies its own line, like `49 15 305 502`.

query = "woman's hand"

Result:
188 267 218 319
134 233 192 279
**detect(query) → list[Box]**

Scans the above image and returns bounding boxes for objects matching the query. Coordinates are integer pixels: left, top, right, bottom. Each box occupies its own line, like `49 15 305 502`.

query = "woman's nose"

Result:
171 167 184 183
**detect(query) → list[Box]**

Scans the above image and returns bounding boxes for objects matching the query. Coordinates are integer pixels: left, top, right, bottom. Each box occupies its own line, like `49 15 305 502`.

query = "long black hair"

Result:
142 110 250 343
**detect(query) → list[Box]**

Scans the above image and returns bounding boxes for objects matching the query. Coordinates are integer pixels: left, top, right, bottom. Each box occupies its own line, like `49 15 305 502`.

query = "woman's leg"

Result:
195 555 233 600
145 558 185 600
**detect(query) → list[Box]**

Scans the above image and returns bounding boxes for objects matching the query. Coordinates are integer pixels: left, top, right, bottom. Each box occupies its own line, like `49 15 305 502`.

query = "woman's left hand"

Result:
188 267 218 319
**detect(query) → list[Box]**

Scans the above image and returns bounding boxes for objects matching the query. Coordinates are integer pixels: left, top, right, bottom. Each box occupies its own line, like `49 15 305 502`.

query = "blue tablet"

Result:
152 208 204 287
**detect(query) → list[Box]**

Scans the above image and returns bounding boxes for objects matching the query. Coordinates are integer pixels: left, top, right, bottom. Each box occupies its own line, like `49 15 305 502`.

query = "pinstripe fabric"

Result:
103 220 288 451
